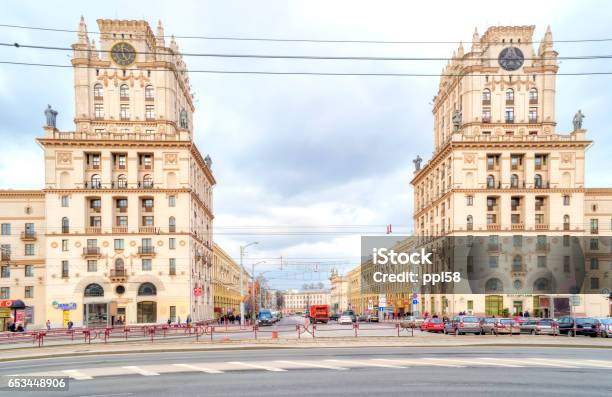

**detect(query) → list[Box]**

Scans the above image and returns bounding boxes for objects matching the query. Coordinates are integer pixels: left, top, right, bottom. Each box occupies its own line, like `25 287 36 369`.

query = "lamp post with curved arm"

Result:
240 242 258 326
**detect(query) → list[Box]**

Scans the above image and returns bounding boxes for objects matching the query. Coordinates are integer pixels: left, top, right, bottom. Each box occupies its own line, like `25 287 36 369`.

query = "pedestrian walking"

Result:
46 320 51 330
67 320 74 330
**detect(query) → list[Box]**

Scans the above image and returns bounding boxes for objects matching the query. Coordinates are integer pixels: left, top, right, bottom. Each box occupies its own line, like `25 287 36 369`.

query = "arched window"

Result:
117 174 127 188
506 88 514 102
534 278 551 293
466 215 473 230
169 216 176 232
142 174 153 188
62 217 69 233
138 282 157 296
114 258 124 270
512 255 523 272
120 84 129 99
485 278 503 293
511 174 519 188
487 175 496 188
93 83 103 98
563 215 570 230
145 85 154 100
482 89 491 102
534 174 542 188
91 174 101 189
84 283 104 297
529 88 538 102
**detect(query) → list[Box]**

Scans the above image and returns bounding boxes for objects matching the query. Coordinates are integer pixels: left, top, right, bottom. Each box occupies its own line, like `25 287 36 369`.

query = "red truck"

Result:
308 305 330 324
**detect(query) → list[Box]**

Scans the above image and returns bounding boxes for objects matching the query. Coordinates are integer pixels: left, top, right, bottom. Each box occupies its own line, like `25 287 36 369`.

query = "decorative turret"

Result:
156 20 166 47
90 39 99 60
457 41 464 58
78 16 89 45
471 27 481 53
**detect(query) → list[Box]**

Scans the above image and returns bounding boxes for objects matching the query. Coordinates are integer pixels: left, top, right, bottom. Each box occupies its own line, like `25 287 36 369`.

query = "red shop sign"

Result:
0 300 14 308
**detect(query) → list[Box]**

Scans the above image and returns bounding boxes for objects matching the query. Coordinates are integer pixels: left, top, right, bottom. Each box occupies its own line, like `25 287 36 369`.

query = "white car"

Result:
338 315 353 325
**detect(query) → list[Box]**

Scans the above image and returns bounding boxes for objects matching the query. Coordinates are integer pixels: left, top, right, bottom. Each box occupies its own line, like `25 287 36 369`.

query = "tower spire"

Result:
78 15 89 45
156 20 166 47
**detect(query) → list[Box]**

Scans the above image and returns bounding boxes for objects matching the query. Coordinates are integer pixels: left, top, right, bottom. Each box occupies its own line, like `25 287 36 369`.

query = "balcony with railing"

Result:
20 231 37 241
535 224 549 231
112 226 128 233
511 223 524 230
138 246 156 257
109 268 128 282
139 226 157 234
85 227 101 234
487 224 501 231
82 246 101 258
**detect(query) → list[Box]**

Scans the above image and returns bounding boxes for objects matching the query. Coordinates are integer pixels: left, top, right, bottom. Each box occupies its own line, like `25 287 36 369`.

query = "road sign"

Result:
379 295 386 308
570 295 581 306
412 293 418 299
412 299 419 305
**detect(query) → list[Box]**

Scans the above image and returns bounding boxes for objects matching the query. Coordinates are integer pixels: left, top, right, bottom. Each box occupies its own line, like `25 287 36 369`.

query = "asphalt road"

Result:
1 346 611 397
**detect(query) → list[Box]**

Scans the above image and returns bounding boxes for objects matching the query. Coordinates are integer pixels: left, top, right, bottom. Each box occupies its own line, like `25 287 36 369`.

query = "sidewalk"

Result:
2 334 612 362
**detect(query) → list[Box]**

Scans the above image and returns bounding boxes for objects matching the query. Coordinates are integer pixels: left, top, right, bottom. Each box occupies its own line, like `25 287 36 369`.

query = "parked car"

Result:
366 312 379 322
329 313 339 322
479 317 498 335
338 314 354 325
420 318 445 333
556 316 599 337
341 310 357 323
598 318 612 338
520 318 557 335
495 318 521 334
257 309 274 326
400 316 424 329
444 315 481 335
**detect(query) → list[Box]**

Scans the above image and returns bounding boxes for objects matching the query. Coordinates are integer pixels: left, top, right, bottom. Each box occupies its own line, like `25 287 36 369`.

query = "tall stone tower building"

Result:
0 18 215 328
411 26 610 317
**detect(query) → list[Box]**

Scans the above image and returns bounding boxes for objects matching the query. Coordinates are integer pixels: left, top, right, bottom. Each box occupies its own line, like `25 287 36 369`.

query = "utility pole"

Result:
239 242 258 326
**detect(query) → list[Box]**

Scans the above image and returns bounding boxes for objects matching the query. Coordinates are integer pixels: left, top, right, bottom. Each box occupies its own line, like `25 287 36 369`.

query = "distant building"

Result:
281 289 330 315
329 269 348 314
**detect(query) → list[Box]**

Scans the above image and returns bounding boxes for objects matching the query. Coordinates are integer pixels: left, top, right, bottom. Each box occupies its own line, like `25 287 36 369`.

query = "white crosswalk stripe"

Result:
173 363 224 374
275 360 348 370
122 366 159 376
63 369 93 380
527 358 579 368
427 358 520 367
325 359 407 369
227 361 286 372
375 358 465 368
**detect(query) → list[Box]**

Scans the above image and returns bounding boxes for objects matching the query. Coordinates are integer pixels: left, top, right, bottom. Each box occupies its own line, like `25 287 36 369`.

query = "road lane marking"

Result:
527 358 578 368
173 363 224 374
275 360 348 371
563 359 612 369
325 359 407 369
121 366 159 376
63 369 93 380
426 358 520 368
376 358 464 368
227 361 286 372
78 394 134 397
479 358 563 368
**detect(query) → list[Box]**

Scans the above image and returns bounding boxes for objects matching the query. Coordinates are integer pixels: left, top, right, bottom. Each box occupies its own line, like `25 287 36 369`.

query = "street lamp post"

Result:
240 242 258 326
251 261 266 322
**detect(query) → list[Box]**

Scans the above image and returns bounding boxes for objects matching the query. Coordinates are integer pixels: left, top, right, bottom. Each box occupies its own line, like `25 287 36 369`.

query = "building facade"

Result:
212 243 250 318
281 289 330 315
411 25 610 317
328 269 348 314
0 18 216 329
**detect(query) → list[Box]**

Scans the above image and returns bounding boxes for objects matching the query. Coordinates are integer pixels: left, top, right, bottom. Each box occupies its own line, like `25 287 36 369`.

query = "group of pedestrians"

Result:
5 319 25 332
217 314 241 324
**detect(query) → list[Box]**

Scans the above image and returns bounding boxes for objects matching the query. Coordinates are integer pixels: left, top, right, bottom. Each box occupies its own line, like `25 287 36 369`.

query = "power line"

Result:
4 42 612 62
1 23 612 45
1 61 611 77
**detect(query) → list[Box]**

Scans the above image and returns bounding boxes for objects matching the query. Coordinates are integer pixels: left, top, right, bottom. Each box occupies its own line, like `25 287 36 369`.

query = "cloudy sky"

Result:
1 1 612 288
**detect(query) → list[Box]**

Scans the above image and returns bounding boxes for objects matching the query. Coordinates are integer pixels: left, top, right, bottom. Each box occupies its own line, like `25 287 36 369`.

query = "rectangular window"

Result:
25 244 35 256
116 216 128 227
169 258 176 275
590 219 599 234
24 265 33 277
590 258 599 270
62 239 68 251
511 214 521 224
114 239 124 250
535 214 545 224
563 256 571 272
90 216 101 227
61 195 69 207
482 108 491 123
1 265 9 278
590 238 599 250
142 259 152 271
537 256 547 268
563 195 570 206
467 300 473 311
168 195 176 207
563 235 570 247
169 306 176 322
0 287 9 299
87 260 97 272
120 104 130 120
0 223 10 235
487 214 496 224
24 286 34 298
528 108 538 123
145 105 155 120
505 107 514 123
169 237 176 250
511 155 522 169
61 261 69 278
488 256 499 268
94 103 104 118
142 216 154 226
591 277 599 290
513 235 522 247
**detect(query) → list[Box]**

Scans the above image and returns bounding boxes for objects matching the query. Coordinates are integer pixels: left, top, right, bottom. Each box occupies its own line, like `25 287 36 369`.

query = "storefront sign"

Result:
52 301 77 310
0 307 10 317
0 300 14 308
25 307 34 324
193 287 203 296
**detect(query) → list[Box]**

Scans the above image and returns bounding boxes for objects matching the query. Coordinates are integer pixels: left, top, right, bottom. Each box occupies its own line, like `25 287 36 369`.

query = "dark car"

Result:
444 315 481 335
556 316 599 337
257 310 274 326
330 313 339 322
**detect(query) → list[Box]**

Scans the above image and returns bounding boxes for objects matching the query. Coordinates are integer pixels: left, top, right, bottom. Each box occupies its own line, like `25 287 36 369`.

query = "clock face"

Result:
498 46 524 71
110 42 137 66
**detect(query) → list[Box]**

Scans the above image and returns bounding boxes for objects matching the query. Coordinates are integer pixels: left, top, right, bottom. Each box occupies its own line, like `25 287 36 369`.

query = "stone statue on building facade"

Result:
452 109 462 132
413 155 423 172
179 108 188 129
573 110 585 130
44 105 58 128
